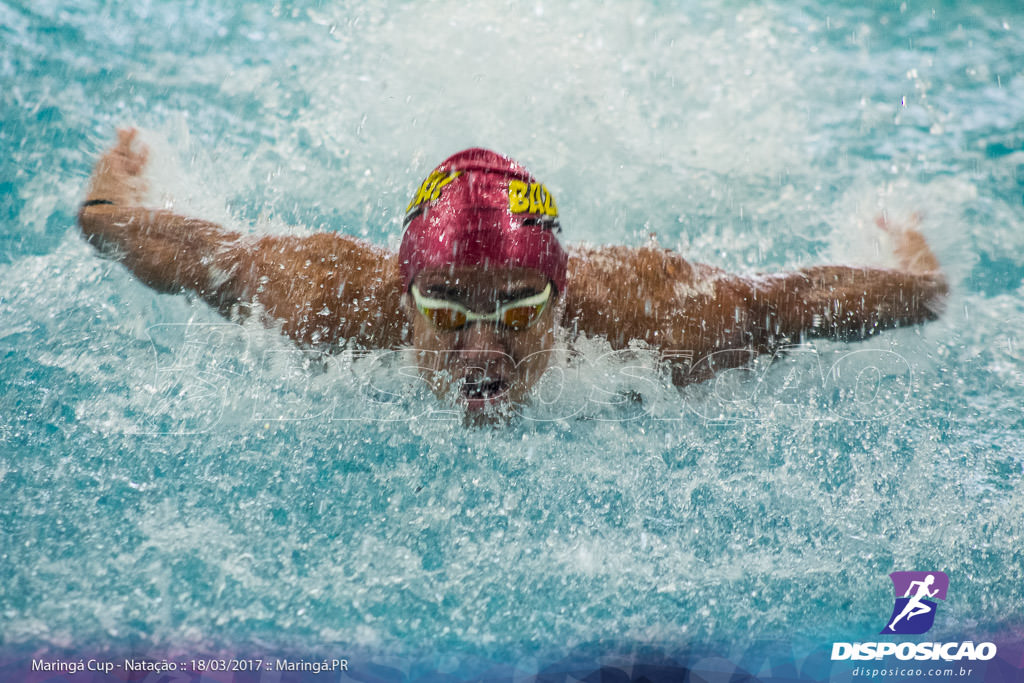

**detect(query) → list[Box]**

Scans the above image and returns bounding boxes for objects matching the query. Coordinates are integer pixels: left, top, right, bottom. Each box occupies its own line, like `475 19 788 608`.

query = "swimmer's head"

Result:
399 149 567 415
399 148 568 294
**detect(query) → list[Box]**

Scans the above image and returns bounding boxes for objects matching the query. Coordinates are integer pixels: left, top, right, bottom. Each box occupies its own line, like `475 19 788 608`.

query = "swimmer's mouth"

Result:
459 378 510 405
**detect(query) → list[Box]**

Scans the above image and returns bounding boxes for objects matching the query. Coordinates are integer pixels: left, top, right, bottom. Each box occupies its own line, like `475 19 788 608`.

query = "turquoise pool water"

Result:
2 0 1023 680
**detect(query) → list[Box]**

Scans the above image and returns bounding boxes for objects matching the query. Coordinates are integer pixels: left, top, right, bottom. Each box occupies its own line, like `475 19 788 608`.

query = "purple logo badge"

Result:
880 571 949 635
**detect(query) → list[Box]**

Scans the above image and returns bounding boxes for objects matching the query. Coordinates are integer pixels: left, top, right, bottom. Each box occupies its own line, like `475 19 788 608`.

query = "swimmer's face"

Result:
404 266 558 414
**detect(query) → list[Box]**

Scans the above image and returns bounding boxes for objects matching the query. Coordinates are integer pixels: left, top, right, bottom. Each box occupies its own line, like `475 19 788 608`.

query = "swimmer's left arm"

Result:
565 244 765 384
748 218 948 347
748 265 947 345
564 221 947 386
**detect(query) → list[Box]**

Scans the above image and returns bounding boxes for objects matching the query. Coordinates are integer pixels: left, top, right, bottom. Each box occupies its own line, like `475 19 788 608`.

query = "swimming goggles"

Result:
410 283 552 332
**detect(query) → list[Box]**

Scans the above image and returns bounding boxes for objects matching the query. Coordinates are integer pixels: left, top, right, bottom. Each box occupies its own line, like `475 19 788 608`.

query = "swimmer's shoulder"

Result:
566 243 727 296
247 231 398 280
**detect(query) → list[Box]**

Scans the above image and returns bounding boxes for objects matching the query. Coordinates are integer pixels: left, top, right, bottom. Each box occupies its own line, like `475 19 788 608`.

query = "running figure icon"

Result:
888 575 938 631
881 571 949 635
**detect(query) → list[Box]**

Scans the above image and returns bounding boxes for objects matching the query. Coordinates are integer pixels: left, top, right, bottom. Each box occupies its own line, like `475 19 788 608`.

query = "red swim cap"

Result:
399 148 568 294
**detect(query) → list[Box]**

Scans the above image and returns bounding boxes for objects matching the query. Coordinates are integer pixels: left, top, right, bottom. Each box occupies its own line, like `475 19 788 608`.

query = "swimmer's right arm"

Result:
78 131 244 305
78 129 406 349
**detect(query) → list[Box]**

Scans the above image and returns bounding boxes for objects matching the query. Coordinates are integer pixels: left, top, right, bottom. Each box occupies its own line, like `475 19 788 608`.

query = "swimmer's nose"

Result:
453 323 515 404
457 321 508 357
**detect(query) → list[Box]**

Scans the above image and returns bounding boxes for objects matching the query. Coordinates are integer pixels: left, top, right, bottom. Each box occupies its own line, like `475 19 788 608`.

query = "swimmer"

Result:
887 574 939 631
78 129 948 413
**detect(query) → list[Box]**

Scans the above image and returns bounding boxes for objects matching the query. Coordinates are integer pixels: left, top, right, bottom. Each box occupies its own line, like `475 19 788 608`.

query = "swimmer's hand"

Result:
83 128 149 207
876 212 941 274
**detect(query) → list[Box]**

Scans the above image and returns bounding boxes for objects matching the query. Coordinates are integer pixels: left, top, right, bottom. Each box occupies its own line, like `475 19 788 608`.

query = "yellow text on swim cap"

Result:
509 180 558 217
406 171 462 213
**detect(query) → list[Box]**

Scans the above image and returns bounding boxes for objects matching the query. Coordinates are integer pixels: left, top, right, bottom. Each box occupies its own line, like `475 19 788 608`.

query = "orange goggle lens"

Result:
500 303 543 330
411 283 552 332
422 306 467 330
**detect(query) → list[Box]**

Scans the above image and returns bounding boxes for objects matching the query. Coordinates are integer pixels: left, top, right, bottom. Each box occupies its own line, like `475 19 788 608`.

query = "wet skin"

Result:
78 129 949 416
404 266 557 413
